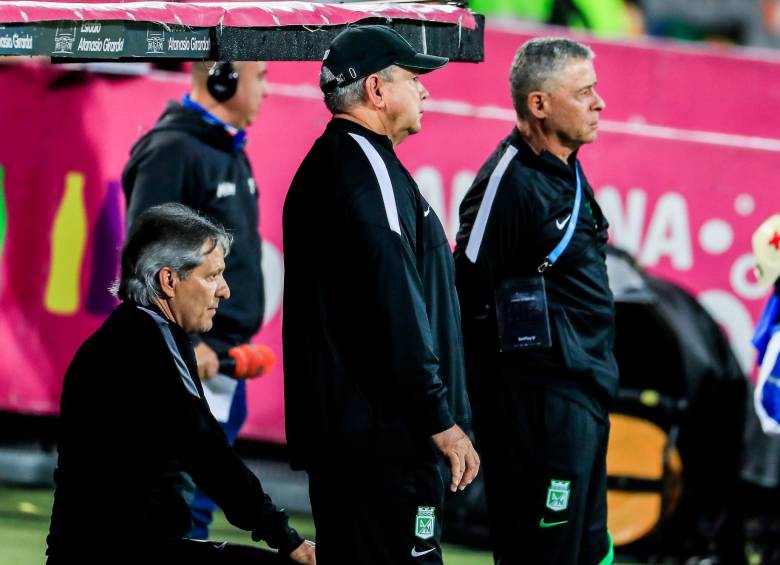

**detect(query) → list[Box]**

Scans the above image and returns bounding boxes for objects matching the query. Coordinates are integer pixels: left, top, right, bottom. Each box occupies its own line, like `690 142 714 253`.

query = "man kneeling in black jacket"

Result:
46 203 315 565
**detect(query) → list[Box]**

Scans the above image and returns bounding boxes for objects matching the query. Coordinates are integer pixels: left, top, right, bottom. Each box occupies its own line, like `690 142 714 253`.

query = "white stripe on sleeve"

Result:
348 133 401 236
465 145 518 263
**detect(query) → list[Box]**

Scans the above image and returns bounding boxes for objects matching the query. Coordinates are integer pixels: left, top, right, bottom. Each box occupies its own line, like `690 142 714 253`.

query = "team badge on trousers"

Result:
546 480 570 512
415 506 436 539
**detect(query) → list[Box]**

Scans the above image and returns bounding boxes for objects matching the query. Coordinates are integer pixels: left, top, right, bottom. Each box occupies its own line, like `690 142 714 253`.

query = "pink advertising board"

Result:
0 22 777 441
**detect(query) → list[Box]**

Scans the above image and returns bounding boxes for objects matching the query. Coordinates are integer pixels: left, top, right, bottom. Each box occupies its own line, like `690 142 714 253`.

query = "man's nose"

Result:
419 82 429 100
593 89 605 112
218 278 230 300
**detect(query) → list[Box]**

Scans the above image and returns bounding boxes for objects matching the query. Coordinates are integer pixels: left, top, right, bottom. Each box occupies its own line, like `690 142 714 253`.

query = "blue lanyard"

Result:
538 162 582 273
181 94 247 151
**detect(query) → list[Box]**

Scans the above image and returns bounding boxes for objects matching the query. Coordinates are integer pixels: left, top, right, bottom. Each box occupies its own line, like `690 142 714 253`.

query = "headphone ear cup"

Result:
207 62 238 102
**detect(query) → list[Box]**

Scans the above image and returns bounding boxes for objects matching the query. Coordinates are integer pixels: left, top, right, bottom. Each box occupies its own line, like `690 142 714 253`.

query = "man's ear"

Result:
527 91 548 119
157 267 177 299
365 75 385 109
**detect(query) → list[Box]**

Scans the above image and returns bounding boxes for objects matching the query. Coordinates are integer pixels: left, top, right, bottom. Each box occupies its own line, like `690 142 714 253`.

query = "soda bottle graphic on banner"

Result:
45 172 87 314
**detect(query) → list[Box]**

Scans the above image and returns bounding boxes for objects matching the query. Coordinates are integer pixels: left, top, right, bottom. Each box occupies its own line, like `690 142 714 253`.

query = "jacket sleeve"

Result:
756 331 780 435
149 325 302 554
351 215 454 437
469 163 536 282
176 394 302 554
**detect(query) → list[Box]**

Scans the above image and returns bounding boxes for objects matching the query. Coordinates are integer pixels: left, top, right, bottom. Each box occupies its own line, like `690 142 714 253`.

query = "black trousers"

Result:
308 457 445 565
471 381 612 565
46 538 289 565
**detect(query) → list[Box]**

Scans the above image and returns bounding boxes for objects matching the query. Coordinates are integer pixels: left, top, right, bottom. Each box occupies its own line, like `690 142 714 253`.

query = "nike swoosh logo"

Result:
411 547 436 557
424 206 431 217
539 518 568 528
556 214 571 230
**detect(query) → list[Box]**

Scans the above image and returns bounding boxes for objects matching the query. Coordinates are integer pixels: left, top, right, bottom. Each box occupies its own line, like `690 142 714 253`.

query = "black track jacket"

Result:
454 128 618 415
46 302 301 559
122 102 264 353
283 119 470 470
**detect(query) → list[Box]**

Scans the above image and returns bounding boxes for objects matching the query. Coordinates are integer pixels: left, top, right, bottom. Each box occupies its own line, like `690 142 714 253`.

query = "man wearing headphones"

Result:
122 61 269 538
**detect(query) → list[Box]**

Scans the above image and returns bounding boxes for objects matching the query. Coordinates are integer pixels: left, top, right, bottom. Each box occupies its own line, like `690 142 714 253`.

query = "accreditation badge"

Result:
495 276 552 351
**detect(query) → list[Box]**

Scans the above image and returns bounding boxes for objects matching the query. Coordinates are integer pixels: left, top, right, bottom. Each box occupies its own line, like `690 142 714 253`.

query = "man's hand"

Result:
194 342 219 380
431 424 480 492
288 539 316 564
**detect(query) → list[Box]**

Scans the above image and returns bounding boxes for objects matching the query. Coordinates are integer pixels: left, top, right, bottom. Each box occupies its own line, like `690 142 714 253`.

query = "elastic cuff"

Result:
423 397 455 436
272 527 304 557
252 510 303 557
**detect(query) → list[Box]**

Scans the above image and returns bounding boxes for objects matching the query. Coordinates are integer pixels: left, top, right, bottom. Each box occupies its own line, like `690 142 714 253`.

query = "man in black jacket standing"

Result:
454 38 615 565
122 61 268 538
283 25 479 565
46 204 315 564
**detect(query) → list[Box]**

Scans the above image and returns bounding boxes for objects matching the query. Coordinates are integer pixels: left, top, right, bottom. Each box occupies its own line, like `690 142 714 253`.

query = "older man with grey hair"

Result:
46 203 315 565
283 25 479 565
454 38 615 564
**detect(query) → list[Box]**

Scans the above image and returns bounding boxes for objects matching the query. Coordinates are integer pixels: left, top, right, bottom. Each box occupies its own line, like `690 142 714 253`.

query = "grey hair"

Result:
509 37 594 119
113 203 232 306
320 65 396 115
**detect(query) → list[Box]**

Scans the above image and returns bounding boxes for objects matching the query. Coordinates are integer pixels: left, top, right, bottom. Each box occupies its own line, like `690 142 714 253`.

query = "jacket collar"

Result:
508 127 581 181
120 301 189 338
181 94 247 152
152 101 243 154
328 117 395 152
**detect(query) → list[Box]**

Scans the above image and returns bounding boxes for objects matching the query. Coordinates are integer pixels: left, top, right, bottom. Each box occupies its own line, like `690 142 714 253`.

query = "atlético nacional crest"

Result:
415 506 436 540
546 480 570 512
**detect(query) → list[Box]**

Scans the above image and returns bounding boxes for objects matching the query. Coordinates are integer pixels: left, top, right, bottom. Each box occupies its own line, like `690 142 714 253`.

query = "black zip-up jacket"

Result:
122 102 264 352
282 119 470 470
46 302 301 559
454 128 618 415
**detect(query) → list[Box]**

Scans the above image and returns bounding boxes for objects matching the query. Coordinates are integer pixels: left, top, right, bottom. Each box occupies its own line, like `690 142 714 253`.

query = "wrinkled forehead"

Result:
547 57 596 90
199 238 226 264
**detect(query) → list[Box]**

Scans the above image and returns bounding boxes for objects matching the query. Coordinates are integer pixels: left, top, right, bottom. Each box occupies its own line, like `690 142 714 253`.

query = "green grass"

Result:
0 485 643 564
0 486 52 564
0 485 492 564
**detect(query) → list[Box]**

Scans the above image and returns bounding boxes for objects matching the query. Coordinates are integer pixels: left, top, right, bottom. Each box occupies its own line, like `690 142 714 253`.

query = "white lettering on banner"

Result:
731 253 770 300
75 37 124 53
698 290 757 374
80 22 101 34
416 165 445 223
166 36 210 52
451 171 476 241
413 166 475 243
261 241 284 324
597 187 646 256
191 37 210 51
78 37 102 52
638 193 693 270
167 37 189 51
103 38 124 53
13 34 32 49
408 169 757 379
0 33 34 49
698 219 734 255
